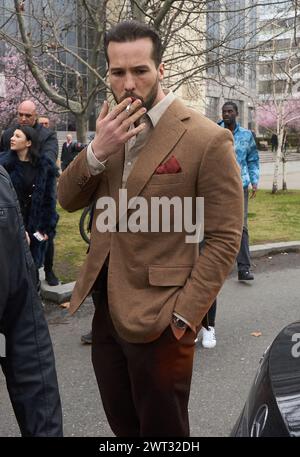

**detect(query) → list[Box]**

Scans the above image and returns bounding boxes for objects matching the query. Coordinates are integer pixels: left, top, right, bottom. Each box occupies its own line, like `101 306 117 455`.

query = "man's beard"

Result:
223 118 235 128
112 76 160 111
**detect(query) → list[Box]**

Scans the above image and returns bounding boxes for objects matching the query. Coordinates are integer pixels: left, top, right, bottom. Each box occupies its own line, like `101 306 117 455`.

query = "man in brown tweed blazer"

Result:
58 21 243 437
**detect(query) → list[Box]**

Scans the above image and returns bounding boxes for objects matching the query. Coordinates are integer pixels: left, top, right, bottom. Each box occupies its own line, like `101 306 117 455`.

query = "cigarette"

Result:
125 97 136 114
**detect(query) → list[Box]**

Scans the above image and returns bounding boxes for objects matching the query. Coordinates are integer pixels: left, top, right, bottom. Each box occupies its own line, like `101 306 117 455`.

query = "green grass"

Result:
54 205 88 283
54 191 300 282
249 190 300 244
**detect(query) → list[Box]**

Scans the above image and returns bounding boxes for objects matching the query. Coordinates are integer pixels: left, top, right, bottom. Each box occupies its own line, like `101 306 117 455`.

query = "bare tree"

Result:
255 0 300 193
0 0 296 142
1 0 108 142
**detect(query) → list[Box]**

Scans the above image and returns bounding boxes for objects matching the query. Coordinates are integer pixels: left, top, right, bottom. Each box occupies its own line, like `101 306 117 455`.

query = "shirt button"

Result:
127 161 132 166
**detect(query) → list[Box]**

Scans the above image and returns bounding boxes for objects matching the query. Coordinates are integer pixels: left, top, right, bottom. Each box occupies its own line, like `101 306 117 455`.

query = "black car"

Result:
231 321 300 437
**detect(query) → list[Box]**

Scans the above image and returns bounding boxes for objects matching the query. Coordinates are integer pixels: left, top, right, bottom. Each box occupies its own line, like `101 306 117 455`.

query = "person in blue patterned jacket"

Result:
218 101 260 280
196 101 259 350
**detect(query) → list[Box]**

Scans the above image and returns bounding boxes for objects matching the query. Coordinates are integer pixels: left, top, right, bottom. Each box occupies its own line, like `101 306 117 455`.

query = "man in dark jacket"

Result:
61 134 75 171
37 115 60 286
271 133 278 153
0 165 63 436
61 134 86 171
0 100 58 164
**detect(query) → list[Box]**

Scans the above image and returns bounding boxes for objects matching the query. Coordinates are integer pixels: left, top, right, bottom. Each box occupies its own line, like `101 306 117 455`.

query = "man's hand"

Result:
250 184 258 199
91 98 147 162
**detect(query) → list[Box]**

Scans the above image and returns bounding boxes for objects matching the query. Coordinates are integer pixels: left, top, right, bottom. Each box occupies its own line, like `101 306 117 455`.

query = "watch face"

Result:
173 316 186 329
177 322 186 329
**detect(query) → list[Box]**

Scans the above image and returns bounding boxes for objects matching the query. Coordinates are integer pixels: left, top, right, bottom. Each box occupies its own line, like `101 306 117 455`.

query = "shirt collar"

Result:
218 120 240 134
147 91 175 128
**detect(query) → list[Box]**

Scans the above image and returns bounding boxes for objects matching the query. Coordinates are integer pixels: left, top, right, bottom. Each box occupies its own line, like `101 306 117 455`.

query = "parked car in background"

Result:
231 321 300 437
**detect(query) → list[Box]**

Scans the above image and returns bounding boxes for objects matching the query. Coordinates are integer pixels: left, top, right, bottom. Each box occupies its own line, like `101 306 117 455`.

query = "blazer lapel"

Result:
104 98 190 227
106 147 125 214
125 99 189 205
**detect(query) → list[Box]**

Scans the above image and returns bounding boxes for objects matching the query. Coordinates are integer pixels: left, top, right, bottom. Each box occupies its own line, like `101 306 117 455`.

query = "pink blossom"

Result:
256 100 300 130
0 47 60 130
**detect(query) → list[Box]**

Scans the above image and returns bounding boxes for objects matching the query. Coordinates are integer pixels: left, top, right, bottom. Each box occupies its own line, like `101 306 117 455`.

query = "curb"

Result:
250 241 300 258
40 269 75 304
41 241 300 304
41 280 76 304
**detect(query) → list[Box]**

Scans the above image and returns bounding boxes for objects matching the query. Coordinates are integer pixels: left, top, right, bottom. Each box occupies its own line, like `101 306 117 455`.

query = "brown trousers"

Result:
91 268 195 437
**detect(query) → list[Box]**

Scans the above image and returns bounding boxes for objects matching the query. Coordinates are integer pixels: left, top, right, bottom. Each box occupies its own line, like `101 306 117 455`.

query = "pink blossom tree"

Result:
0 47 60 131
256 100 300 132
256 99 300 191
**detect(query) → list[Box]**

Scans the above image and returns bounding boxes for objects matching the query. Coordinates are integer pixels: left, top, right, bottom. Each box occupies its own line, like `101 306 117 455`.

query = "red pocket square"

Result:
155 156 182 174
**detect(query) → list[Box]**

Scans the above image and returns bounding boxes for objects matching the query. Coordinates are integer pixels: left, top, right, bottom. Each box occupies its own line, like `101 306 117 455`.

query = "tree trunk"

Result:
282 157 287 191
281 132 288 191
272 130 284 194
75 113 88 144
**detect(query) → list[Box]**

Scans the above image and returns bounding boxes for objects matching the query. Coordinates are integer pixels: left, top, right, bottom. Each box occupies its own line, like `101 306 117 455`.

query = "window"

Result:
224 0 246 79
206 96 220 122
206 1 221 75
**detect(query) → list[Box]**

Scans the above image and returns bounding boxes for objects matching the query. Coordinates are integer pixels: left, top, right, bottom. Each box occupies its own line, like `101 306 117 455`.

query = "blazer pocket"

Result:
148 172 186 186
148 265 193 286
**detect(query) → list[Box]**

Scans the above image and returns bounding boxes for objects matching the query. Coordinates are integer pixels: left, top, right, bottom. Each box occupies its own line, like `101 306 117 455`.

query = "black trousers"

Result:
44 234 55 273
91 268 195 437
237 188 251 272
207 299 217 327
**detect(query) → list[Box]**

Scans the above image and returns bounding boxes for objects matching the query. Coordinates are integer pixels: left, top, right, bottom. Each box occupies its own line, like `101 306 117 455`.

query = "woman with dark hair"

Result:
0 125 58 269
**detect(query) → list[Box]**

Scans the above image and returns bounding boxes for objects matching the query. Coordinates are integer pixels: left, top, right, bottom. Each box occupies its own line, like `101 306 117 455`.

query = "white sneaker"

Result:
202 326 216 349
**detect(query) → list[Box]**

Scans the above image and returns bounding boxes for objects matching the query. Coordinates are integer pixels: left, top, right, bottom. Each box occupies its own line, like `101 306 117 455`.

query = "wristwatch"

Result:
172 315 187 330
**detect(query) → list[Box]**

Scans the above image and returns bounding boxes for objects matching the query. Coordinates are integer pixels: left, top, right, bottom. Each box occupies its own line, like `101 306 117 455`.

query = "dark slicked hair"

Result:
104 21 163 68
222 101 238 114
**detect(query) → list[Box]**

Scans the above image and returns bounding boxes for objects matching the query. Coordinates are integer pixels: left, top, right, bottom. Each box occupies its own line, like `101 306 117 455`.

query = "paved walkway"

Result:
1 252 300 437
259 150 300 164
259 160 300 190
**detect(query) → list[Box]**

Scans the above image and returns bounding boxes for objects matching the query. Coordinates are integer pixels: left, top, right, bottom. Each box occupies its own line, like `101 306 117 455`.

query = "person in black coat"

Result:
0 165 63 436
271 133 278 153
61 134 75 171
0 100 58 164
61 134 86 171
37 115 60 286
0 126 58 270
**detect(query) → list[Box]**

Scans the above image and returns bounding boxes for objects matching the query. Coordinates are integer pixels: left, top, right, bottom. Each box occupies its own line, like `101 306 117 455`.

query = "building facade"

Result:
257 1 300 102
205 0 257 129
255 0 300 135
